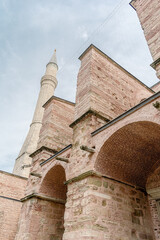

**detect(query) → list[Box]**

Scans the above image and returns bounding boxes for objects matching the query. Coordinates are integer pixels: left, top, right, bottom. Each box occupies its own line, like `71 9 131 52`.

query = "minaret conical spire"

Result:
44 50 58 77
48 49 58 68
13 50 58 177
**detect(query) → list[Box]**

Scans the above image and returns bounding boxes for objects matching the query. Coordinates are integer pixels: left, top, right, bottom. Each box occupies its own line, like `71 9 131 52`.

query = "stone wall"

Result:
149 199 160 240
69 113 107 180
95 121 160 189
37 96 75 152
15 153 68 240
131 0 160 79
0 171 27 240
152 82 160 92
15 198 65 240
75 45 153 121
63 176 155 240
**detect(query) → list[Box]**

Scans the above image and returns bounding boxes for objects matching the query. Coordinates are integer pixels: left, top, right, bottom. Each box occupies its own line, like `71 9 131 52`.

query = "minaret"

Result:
13 50 58 177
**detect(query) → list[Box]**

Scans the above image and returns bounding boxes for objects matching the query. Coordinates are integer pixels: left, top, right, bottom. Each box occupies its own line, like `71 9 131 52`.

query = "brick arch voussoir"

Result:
93 111 160 167
41 160 67 182
37 160 67 200
94 118 160 189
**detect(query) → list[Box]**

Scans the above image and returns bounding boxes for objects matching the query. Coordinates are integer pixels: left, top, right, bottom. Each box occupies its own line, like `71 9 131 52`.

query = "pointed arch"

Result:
40 164 67 200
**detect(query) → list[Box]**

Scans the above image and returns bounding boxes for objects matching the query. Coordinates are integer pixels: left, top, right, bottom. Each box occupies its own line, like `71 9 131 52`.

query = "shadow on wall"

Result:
40 165 67 200
95 121 160 189
38 165 67 240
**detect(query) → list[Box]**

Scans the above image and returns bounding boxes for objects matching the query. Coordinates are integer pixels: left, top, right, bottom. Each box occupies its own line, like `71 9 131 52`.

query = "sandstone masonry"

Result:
1 0 160 240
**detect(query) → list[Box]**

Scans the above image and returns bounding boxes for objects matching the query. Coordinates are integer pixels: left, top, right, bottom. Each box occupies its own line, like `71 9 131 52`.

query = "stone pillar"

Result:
75 44 152 123
62 44 155 239
37 96 74 152
15 196 65 240
63 174 155 240
15 147 67 240
155 199 160 220
147 188 160 239
130 0 160 79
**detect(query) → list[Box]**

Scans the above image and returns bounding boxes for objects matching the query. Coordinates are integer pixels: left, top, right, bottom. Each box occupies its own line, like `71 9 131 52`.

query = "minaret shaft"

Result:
13 51 58 177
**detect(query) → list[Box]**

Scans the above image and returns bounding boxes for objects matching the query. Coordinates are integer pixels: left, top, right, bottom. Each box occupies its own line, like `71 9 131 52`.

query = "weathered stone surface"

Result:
15 164 67 240
133 0 160 79
63 176 154 240
37 96 74 152
75 44 153 121
15 198 65 240
0 171 27 240
1 1 160 239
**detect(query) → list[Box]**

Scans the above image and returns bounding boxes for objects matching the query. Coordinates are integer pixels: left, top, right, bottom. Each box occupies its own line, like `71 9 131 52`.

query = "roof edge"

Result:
70 109 109 128
78 44 154 94
43 95 75 108
151 80 160 89
91 91 160 136
0 170 28 180
29 146 57 158
129 0 136 10
40 144 72 166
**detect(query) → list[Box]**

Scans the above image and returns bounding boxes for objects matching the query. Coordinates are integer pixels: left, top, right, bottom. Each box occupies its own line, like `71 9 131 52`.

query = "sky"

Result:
0 0 158 173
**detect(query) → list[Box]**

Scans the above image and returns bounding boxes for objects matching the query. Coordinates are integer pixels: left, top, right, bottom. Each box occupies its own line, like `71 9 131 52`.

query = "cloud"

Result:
82 31 88 40
0 0 158 173
77 26 89 41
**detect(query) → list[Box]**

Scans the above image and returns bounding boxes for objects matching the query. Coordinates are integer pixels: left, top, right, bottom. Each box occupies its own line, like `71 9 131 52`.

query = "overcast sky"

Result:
0 0 158 173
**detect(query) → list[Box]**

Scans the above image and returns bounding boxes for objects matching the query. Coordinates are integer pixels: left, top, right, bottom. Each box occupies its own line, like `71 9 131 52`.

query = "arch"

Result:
31 164 67 240
95 121 160 188
40 164 67 200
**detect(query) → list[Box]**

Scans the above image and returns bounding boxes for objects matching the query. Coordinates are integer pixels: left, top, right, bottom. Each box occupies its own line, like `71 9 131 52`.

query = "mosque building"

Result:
0 0 160 239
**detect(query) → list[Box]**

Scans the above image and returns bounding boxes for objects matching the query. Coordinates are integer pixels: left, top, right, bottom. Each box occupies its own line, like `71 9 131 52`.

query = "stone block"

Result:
87 177 102 187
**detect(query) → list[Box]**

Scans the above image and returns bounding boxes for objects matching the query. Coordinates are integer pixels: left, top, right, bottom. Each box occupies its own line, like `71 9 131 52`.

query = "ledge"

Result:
91 91 160 136
129 0 136 10
147 187 160 200
151 80 160 89
30 121 42 127
16 151 30 161
43 95 75 108
29 146 57 158
0 195 21 202
79 44 154 93
65 170 146 192
21 193 66 204
46 62 58 69
151 57 160 70
65 170 101 185
70 109 109 128
0 170 28 180
40 144 72 166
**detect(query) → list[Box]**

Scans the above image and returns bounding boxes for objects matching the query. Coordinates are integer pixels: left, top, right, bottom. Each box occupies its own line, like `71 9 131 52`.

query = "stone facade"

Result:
76 45 153 121
1 0 160 239
37 96 75 151
130 0 160 79
0 171 27 240
152 81 160 92
63 176 154 240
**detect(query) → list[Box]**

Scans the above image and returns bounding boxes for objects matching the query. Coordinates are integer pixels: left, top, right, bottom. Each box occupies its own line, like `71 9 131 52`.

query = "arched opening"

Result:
95 121 160 188
35 165 67 240
94 121 160 239
40 165 67 200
